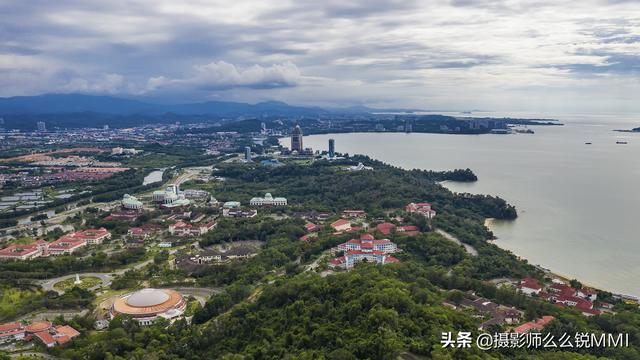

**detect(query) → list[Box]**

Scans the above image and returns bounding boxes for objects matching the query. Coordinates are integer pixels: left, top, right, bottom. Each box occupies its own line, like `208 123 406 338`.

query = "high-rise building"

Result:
103 125 109 130
37 121 46 132
244 146 252 161
291 125 303 152
329 138 335 158
260 122 267 133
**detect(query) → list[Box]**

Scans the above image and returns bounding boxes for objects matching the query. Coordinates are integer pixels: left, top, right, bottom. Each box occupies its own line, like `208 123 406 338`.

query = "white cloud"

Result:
145 61 301 92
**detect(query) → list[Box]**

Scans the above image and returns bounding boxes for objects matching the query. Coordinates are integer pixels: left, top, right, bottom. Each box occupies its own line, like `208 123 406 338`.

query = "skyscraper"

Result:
291 125 303 152
37 121 46 132
328 138 335 158
244 146 252 161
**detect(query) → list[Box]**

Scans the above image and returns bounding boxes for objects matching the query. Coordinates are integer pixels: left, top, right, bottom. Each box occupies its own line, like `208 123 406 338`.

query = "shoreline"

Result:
484 218 638 300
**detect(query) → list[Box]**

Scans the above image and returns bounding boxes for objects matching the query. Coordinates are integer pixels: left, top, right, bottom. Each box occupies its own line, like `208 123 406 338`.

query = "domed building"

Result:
111 288 186 325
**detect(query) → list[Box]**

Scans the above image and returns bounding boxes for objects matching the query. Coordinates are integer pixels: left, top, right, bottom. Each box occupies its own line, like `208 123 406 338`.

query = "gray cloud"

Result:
0 0 638 114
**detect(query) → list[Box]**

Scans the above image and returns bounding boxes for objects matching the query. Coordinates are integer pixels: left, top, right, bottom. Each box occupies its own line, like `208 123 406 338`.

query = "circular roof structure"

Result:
112 288 184 318
126 288 170 307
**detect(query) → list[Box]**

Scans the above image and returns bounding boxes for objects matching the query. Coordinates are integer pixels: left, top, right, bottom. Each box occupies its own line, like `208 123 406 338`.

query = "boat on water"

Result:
585 142 592 145
616 141 628 144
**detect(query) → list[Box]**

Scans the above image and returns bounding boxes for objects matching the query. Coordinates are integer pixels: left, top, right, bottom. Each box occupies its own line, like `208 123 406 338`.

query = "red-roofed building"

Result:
376 222 396 235
405 202 436 219
30 323 80 347
331 234 399 269
54 325 80 343
34 331 56 347
304 223 319 232
543 283 600 316
47 238 86 255
0 244 41 261
397 225 420 236
331 219 351 232
513 316 555 333
58 228 111 246
128 223 163 238
577 288 598 301
25 321 52 334
518 277 542 296
0 322 25 344
168 220 217 237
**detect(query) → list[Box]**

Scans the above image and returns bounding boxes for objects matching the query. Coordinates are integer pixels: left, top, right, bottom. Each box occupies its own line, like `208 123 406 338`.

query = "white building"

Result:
122 194 143 210
152 184 190 208
249 193 287 206
346 162 373 171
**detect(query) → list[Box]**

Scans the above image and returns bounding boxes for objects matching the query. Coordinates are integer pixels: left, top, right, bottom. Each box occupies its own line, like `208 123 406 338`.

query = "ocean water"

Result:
298 115 640 296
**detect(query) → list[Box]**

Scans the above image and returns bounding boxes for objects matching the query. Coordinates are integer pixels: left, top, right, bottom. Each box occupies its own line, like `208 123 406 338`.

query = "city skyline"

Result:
0 1 638 115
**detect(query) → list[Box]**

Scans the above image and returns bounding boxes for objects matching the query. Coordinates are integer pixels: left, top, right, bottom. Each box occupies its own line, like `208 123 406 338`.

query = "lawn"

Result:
53 276 103 291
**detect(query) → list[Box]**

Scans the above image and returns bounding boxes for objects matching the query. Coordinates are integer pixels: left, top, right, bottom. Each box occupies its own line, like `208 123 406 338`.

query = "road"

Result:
171 287 222 305
435 228 478 256
39 258 155 294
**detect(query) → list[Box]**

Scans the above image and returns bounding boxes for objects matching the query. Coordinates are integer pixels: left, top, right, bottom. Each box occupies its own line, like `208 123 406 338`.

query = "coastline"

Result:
483 218 637 300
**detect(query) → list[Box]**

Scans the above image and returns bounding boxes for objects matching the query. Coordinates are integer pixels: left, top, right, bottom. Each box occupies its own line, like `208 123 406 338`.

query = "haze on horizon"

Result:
0 0 639 115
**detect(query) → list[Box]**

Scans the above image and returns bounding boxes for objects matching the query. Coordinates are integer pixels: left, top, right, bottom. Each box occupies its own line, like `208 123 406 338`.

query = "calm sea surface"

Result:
299 115 640 296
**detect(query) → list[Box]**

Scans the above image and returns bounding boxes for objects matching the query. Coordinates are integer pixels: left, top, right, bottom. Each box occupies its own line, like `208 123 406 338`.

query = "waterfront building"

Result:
244 146 252 161
329 138 335 158
249 193 287 206
111 288 186 325
291 124 303 152
518 277 542 296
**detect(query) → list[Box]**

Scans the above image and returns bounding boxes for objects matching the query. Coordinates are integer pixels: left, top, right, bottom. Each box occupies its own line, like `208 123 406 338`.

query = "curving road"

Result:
435 228 478 256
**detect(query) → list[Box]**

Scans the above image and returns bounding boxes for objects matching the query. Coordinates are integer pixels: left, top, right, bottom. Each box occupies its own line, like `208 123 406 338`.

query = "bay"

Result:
299 117 640 297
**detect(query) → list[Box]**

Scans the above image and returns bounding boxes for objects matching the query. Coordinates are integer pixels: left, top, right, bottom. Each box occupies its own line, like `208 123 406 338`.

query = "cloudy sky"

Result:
0 0 639 114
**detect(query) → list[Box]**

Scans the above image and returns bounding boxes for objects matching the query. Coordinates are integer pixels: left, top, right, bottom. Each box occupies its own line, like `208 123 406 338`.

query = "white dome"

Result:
126 289 170 307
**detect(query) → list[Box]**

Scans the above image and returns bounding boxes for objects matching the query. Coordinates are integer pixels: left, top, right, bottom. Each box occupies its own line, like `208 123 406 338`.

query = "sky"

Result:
0 0 639 114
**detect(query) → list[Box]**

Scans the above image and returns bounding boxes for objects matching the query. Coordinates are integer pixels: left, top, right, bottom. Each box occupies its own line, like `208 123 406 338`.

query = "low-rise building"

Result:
47 238 87 255
168 220 217 237
223 208 257 218
249 193 287 206
405 202 436 218
0 322 25 344
376 222 396 235
330 234 400 269
330 219 352 232
58 228 111 245
513 316 555 333
341 210 367 218
0 241 47 261
518 277 543 296
121 194 143 210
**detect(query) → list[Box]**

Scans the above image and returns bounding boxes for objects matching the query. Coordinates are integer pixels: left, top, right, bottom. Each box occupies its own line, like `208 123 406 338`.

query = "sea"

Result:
297 112 640 297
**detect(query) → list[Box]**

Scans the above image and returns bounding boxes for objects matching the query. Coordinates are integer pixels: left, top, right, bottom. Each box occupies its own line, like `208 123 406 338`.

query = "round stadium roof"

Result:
126 288 170 307
112 288 184 318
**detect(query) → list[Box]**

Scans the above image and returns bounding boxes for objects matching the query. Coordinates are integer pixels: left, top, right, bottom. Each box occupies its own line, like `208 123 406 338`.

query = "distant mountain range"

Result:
0 94 419 117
